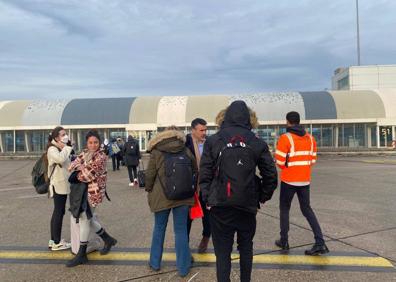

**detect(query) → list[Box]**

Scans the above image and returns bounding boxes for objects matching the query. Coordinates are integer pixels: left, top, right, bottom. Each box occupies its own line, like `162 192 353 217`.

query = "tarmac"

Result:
0 155 395 281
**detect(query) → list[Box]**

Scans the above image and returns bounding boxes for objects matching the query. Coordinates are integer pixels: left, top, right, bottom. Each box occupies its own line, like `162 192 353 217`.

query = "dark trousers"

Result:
280 182 324 245
127 165 138 182
50 190 67 244
187 193 211 239
111 155 120 171
210 207 256 282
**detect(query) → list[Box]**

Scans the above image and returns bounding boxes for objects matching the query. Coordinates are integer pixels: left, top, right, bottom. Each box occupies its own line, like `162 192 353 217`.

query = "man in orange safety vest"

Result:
275 111 329 256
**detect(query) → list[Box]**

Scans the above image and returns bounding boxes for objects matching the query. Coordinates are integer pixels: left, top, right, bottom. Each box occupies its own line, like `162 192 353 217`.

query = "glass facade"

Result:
0 123 390 153
1 131 14 152
379 126 393 147
28 130 49 152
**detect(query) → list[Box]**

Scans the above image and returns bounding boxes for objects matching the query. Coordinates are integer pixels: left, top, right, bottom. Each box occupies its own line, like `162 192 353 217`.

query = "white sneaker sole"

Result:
51 245 71 251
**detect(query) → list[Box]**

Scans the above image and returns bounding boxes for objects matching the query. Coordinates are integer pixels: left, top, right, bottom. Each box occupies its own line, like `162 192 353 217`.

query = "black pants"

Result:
187 192 211 239
127 165 137 182
280 182 324 245
111 155 120 171
50 190 67 244
210 207 256 282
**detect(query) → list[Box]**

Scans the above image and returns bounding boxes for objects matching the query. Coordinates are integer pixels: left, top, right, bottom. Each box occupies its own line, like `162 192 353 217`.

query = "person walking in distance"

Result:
123 135 141 187
274 111 329 255
109 138 121 171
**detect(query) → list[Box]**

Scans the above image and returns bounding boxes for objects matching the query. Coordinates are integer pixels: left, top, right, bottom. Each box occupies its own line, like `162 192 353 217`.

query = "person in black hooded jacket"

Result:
199 100 278 282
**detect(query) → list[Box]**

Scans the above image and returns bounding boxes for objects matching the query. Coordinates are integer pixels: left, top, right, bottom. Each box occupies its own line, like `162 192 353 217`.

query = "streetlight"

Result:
356 0 361 66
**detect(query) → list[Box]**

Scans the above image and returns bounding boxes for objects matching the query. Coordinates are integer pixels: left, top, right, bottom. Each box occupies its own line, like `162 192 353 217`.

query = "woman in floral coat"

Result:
66 129 117 267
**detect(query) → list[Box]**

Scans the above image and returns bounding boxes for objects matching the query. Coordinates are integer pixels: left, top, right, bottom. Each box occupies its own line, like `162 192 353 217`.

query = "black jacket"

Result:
69 180 90 222
123 136 141 166
185 134 196 158
199 101 278 214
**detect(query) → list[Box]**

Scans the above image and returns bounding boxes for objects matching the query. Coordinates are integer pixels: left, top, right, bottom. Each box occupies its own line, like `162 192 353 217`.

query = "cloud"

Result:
0 0 395 99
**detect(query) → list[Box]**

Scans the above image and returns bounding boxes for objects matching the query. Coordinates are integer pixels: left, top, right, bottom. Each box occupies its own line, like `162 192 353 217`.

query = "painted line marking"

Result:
0 186 33 192
16 195 47 199
0 251 393 269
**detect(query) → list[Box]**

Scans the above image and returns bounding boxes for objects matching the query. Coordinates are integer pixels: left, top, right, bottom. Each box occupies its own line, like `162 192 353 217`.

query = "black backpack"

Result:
31 153 57 194
126 141 138 156
214 132 258 206
159 150 196 200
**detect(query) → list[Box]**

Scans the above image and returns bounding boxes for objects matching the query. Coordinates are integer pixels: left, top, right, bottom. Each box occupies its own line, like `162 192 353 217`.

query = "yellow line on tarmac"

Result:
0 251 393 268
252 254 393 268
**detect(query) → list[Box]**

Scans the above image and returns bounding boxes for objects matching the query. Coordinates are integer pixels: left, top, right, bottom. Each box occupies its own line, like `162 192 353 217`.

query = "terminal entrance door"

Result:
379 126 393 147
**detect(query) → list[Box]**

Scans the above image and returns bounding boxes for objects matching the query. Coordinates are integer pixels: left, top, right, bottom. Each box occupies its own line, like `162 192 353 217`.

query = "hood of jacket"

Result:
222 100 252 130
147 130 186 153
127 135 137 142
216 102 259 129
287 125 306 137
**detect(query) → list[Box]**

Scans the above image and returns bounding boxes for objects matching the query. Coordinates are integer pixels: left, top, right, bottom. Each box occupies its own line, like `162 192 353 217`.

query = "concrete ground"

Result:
0 155 395 281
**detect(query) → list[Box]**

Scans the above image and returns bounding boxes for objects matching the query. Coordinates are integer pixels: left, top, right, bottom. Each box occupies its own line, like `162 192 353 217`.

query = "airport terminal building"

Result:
0 89 396 154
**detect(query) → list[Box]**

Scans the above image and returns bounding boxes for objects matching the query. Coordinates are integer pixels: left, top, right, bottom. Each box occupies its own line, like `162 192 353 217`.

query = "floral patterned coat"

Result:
69 149 107 207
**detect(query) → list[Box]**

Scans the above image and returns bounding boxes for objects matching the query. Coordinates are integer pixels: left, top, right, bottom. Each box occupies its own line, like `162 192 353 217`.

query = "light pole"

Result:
356 0 361 66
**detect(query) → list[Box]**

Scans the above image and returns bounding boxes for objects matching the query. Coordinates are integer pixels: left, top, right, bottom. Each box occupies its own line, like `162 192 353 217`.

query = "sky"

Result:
0 0 395 100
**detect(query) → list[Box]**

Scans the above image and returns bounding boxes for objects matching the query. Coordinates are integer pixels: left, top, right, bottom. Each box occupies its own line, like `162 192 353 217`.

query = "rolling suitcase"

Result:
138 162 145 188
70 215 103 255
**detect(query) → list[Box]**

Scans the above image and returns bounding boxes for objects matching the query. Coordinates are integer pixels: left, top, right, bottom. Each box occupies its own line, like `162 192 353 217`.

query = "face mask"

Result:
61 135 69 144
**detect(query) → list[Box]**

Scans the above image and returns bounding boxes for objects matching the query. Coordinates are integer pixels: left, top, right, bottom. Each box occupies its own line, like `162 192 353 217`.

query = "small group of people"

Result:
45 100 328 281
104 136 141 187
47 127 117 267
144 100 329 281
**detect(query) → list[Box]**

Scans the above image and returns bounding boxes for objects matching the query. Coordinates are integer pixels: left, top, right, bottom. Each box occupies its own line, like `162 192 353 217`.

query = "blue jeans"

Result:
149 205 191 276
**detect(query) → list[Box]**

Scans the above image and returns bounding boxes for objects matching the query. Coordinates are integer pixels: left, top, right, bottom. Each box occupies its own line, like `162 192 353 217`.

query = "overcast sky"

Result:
0 0 395 100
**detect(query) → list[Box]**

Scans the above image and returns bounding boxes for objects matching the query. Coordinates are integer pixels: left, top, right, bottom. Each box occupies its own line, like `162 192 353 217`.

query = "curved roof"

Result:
129 96 162 124
231 92 306 121
329 90 385 119
185 95 229 124
156 96 188 126
373 89 396 118
0 90 394 128
22 100 70 126
0 101 31 127
300 91 337 120
61 98 135 125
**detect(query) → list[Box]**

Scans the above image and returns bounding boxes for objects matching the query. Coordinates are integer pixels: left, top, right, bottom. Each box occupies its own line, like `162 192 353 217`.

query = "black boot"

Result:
305 243 329 256
275 239 289 250
66 244 88 267
98 229 117 255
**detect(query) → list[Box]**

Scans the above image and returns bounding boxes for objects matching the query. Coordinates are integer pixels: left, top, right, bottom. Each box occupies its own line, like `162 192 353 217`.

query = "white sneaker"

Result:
134 179 138 186
48 239 54 249
51 239 71 251
128 182 134 187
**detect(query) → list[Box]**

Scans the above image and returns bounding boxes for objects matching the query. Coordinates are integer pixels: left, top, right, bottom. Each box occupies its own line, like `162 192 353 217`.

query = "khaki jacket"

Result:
145 130 198 213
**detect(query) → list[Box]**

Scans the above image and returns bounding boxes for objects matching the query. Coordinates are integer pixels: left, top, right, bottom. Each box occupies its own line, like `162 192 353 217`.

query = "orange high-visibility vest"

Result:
275 132 317 183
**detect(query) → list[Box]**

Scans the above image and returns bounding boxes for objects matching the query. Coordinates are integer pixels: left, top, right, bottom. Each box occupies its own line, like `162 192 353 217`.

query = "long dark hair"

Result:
47 126 65 150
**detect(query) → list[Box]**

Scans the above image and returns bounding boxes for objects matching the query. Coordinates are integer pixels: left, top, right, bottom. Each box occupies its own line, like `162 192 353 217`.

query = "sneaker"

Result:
134 179 139 186
275 239 290 250
51 240 71 251
48 240 54 249
305 243 329 256
128 182 134 187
